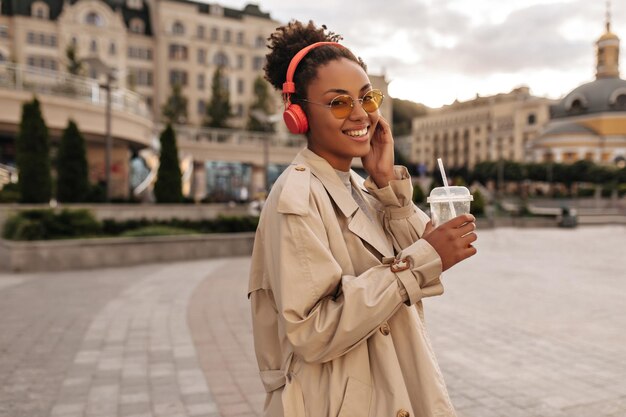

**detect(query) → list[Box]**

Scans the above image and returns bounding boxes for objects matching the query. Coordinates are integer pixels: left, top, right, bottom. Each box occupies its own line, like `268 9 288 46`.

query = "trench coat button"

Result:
379 322 391 336
295 166 306 171
396 409 410 417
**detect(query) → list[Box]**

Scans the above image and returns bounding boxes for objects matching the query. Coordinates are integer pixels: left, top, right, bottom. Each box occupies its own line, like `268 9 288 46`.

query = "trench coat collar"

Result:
293 148 393 258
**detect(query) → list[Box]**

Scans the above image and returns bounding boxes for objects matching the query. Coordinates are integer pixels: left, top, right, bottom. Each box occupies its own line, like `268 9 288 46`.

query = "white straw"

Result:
437 158 457 218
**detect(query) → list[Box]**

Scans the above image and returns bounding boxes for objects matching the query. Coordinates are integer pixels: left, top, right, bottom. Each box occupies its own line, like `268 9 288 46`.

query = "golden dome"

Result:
598 31 619 41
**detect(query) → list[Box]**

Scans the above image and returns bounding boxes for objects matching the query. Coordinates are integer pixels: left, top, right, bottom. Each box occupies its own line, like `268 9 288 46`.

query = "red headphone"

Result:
282 41 346 134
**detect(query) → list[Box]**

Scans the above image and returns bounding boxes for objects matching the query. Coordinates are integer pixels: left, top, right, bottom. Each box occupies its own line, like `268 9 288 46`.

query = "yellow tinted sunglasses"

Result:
300 89 384 119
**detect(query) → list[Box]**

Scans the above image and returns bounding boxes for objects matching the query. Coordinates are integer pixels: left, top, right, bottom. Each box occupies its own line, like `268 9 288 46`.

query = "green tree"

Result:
392 98 428 136
412 182 425 205
205 65 232 128
161 83 188 125
154 124 183 203
56 120 89 202
16 98 52 203
65 44 83 76
247 76 275 132
471 189 486 216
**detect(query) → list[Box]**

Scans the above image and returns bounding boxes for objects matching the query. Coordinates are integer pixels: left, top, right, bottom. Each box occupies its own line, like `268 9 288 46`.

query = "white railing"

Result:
169 124 307 148
0 62 151 119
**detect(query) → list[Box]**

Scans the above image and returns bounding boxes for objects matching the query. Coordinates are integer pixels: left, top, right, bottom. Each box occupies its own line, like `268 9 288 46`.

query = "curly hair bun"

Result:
264 20 366 99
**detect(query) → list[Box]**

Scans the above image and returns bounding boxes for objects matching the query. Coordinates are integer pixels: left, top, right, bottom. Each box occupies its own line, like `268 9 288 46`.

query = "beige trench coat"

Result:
248 148 457 417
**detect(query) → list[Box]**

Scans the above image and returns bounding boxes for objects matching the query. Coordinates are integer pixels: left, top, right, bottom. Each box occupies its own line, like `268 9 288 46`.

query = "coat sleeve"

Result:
364 165 445 304
261 186 441 364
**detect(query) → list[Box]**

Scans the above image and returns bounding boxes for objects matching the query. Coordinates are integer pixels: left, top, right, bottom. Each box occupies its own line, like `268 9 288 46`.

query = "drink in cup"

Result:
427 186 473 228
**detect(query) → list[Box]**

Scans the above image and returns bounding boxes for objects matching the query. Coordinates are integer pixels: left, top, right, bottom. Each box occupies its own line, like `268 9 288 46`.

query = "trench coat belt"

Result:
259 369 285 393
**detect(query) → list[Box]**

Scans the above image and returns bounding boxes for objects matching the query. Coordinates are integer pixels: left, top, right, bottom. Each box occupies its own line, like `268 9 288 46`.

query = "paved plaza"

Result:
0 226 625 417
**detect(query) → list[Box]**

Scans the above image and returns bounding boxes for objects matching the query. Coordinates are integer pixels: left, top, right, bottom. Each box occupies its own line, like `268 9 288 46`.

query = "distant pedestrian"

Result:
248 20 477 417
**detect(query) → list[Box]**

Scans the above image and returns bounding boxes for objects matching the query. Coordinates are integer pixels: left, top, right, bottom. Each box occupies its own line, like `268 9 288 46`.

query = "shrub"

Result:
3 209 102 240
0 183 20 203
120 226 199 237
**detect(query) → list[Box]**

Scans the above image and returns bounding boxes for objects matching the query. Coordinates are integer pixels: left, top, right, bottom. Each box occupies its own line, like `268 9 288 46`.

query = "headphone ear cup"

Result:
283 104 309 134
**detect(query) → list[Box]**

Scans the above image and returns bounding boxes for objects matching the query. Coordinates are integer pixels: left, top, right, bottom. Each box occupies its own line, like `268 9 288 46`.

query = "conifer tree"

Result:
161 83 188 125
16 98 52 203
205 65 232 128
56 120 89 202
247 76 275 132
154 124 183 203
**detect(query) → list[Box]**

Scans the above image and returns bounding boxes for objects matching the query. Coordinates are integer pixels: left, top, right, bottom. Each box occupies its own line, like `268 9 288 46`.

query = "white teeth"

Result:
345 128 368 137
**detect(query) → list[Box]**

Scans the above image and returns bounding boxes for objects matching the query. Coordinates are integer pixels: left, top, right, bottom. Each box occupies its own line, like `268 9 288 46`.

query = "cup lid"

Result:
427 194 474 203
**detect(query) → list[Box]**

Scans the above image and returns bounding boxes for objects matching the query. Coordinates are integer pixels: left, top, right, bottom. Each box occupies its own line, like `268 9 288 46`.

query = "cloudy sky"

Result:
211 0 625 108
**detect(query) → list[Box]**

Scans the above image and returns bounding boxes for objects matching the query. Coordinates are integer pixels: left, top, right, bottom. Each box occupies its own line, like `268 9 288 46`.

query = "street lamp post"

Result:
83 57 116 202
104 72 112 202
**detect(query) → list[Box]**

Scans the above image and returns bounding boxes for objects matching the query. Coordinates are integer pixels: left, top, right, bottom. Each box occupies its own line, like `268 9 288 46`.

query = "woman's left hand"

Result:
361 116 396 188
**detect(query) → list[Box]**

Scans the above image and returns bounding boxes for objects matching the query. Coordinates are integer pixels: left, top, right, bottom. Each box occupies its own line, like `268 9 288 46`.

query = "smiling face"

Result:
303 58 380 171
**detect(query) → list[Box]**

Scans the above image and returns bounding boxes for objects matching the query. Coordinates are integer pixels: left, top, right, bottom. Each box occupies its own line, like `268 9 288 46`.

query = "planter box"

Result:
0 233 255 272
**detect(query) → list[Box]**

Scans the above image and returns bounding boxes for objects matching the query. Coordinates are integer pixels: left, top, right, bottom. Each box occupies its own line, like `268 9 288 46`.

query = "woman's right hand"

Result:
422 214 477 272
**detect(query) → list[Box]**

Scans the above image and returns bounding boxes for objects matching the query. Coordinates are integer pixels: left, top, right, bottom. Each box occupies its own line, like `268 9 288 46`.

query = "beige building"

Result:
411 87 552 171
0 0 281 128
531 13 626 165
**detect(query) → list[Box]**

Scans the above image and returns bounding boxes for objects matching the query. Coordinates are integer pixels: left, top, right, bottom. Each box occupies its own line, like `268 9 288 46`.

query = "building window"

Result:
197 48 206 64
237 32 244 45
236 103 243 117
197 100 206 115
85 11 104 27
130 68 153 86
172 21 185 35
129 18 145 34
614 94 626 110
128 46 152 60
31 1 49 19
237 78 244 94
26 55 57 71
210 5 223 16
197 73 205 90
0 25 8 39
253 56 264 70
255 35 265 48
527 113 536 125
109 42 116 56
236 55 244 69
197 25 205 39
214 52 229 67
90 39 98 53
169 70 188 86
0 50 6 62
224 29 231 43
169 44 188 60
211 27 218 41
71 36 77 46
221 76 229 91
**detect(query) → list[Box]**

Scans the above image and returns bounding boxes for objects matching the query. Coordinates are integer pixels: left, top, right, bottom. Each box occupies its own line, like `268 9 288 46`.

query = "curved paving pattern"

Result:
0 227 625 417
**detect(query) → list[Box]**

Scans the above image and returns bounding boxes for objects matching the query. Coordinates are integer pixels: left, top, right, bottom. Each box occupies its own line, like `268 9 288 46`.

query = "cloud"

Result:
418 2 591 74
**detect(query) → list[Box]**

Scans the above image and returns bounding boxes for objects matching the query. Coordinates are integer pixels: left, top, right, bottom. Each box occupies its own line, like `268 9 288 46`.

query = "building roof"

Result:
550 77 626 118
1 0 154 36
542 122 598 136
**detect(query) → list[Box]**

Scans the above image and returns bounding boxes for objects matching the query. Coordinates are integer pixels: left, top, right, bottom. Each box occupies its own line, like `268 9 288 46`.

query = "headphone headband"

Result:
282 41 345 94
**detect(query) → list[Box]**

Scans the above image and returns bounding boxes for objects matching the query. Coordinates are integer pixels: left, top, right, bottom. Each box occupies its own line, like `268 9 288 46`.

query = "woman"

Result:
248 20 477 417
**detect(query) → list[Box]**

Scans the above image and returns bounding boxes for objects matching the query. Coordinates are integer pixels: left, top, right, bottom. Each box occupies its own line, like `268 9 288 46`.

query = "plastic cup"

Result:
427 186 473 227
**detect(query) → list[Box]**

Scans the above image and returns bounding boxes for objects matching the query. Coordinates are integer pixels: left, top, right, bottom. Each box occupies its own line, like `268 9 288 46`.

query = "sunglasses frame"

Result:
299 89 384 119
